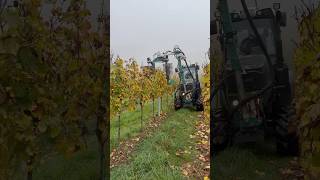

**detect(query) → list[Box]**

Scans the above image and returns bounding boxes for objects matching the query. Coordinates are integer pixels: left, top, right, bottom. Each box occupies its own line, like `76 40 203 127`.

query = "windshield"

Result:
184 68 196 82
233 19 276 57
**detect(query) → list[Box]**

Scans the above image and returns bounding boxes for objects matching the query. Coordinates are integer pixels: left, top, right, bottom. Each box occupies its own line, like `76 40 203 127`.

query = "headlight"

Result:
182 93 185 96
232 100 239 107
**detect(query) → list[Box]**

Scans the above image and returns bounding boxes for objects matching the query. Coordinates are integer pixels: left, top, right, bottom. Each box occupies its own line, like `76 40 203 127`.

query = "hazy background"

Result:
111 0 210 68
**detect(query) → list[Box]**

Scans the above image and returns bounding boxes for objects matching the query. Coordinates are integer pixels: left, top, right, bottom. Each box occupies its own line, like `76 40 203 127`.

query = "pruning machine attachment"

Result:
147 46 204 111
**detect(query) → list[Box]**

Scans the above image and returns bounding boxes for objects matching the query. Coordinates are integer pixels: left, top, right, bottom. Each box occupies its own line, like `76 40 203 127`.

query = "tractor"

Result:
147 46 204 111
211 0 299 155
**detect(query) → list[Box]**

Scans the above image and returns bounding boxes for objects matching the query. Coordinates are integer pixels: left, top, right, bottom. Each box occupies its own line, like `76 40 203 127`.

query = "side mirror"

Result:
175 68 179 73
211 20 218 35
276 11 287 27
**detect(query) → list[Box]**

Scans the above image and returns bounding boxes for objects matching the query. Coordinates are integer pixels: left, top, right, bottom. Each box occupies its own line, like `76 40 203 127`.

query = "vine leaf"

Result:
17 46 42 73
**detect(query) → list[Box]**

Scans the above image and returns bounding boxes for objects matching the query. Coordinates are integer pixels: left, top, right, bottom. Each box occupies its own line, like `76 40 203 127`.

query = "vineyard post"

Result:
27 157 33 180
24 111 40 180
118 114 121 144
96 57 109 180
139 71 145 131
158 97 161 116
152 67 156 118
140 100 143 130
152 97 155 118
27 171 32 180
167 94 169 111
160 97 163 112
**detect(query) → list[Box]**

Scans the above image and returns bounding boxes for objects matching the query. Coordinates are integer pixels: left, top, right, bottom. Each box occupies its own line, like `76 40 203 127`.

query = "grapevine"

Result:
110 57 173 145
0 0 109 179
294 3 320 178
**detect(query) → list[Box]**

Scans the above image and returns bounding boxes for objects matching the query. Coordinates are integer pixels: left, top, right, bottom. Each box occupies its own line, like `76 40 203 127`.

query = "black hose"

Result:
210 72 273 118
174 47 196 82
210 72 235 104
183 58 196 82
227 82 273 119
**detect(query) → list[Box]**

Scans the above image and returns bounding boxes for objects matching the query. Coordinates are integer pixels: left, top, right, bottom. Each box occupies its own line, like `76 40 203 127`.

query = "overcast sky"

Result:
110 0 210 67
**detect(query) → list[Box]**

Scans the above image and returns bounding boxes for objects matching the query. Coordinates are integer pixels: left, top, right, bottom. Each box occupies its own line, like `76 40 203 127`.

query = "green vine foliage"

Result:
0 0 109 179
209 34 224 113
110 57 172 126
126 59 141 112
294 5 320 179
110 58 128 118
110 56 176 151
201 63 210 121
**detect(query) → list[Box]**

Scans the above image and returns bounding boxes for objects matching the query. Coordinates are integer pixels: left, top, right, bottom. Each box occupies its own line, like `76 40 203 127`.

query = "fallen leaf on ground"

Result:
255 170 265 176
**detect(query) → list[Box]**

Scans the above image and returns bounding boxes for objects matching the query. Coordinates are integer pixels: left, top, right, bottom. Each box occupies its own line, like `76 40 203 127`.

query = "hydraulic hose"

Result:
183 58 196 82
227 82 273 119
210 72 235 104
174 47 196 82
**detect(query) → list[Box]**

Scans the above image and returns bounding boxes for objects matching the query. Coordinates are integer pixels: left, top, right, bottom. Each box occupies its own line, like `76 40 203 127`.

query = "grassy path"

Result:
212 140 296 180
111 108 200 180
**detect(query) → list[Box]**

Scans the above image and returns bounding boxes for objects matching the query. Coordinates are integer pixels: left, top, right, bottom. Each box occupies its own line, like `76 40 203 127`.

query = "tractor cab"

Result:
212 5 287 63
211 6 288 96
224 7 287 98
178 64 200 90
211 2 299 155
230 7 287 65
175 64 202 109
228 8 288 133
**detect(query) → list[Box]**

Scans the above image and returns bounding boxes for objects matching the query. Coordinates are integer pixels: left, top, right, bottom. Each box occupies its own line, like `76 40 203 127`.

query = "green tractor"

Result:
147 46 204 111
211 0 299 155
174 63 204 111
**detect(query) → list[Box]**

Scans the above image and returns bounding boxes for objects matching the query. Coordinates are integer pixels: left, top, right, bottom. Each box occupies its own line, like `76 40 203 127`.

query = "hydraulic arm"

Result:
147 46 204 111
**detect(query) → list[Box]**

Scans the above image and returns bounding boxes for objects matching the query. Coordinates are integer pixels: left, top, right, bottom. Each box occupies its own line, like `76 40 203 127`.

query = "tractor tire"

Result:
193 89 204 111
275 105 300 156
174 97 182 111
195 97 204 111
212 108 230 153
196 103 204 111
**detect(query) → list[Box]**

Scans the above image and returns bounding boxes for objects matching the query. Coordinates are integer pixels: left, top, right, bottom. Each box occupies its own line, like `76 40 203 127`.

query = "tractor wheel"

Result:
174 96 182 110
193 90 204 111
195 98 204 111
196 103 204 111
275 105 300 156
212 108 230 153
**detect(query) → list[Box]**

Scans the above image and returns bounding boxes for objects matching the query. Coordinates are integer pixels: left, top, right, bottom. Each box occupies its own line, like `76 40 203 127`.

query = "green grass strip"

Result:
212 141 292 180
111 108 199 180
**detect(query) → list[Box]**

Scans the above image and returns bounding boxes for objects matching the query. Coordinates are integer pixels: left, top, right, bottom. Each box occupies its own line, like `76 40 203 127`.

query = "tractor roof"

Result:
182 64 199 70
231 8 275 22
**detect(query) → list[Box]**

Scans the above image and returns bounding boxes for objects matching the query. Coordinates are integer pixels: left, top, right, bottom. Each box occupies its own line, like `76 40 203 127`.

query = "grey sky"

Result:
111 0 210 68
